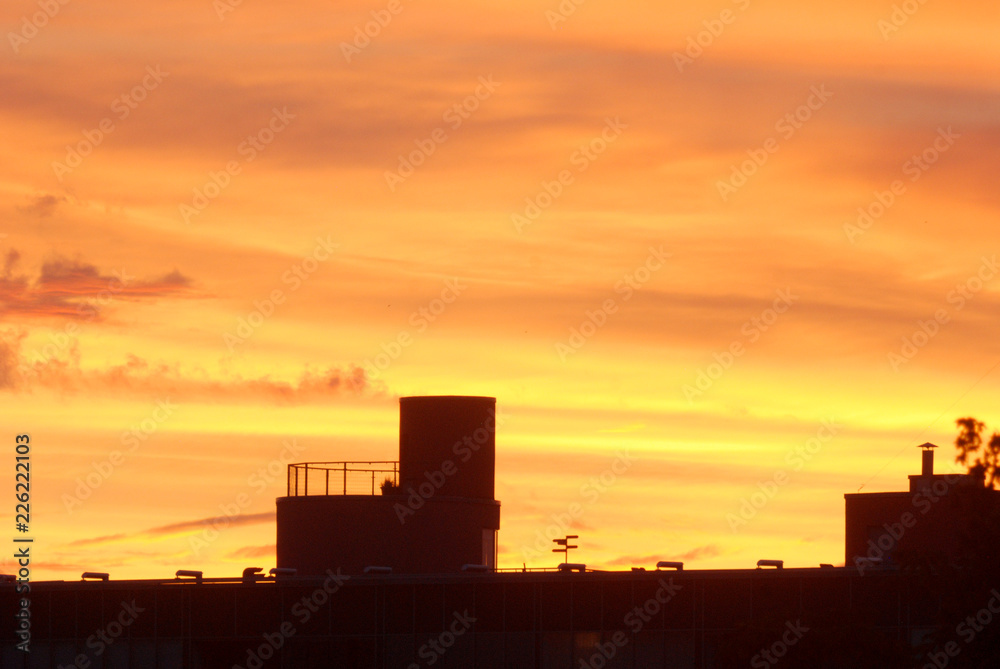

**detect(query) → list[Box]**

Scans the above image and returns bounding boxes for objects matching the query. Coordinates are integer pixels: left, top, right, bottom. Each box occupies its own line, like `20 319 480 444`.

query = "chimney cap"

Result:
918 442 938 450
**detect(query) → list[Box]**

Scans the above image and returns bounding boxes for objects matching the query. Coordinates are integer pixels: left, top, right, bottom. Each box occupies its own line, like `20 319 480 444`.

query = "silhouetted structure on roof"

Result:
844 442 1000 570
277 396 500 575
5 401 1000 667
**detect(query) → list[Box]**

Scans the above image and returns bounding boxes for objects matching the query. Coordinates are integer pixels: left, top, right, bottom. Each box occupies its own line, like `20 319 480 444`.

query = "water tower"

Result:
276 396 501 575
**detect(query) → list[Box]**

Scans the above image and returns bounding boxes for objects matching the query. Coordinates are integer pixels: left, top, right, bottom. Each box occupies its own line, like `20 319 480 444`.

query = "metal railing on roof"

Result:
286 461 399 496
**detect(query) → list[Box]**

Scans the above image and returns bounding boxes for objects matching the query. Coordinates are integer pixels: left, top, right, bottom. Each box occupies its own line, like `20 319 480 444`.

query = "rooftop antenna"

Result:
552 535 578 563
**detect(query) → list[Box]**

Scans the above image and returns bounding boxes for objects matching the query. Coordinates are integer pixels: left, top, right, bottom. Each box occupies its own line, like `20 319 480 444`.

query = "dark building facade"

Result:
0 567 953 668
277 396 500 576
844 443 999 570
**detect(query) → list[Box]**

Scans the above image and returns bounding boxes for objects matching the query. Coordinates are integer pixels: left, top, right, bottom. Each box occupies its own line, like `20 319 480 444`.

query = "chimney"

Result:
919 442 937 476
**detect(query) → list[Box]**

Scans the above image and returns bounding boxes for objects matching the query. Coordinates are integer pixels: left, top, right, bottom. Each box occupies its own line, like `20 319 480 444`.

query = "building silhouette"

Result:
3 397 999 667
278 396 500 576
844 442 998 570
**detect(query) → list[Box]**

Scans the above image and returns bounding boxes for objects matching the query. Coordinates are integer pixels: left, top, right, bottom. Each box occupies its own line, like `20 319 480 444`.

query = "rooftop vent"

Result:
919 442 937 476
558 563 586 573
175 570 203 584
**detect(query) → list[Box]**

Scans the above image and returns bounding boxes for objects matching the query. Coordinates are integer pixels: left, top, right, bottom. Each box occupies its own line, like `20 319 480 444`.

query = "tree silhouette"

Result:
910 417 1000 667
954 417 1000 489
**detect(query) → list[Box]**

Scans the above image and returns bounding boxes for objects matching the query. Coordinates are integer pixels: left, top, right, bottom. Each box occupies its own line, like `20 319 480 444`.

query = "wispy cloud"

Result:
67 533 129 547
1 335 381 401
145 513 275 537
669 544 722 562
607 544 721 567
226 544 276 560
606 554 666 567
64 513 277 550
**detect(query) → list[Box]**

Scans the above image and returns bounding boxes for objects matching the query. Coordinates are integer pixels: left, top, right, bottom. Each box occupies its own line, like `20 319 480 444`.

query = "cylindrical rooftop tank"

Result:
398 396 496 500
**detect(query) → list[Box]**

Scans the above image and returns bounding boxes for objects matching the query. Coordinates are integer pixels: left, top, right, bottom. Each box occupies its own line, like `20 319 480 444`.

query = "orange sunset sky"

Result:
2 0 999 581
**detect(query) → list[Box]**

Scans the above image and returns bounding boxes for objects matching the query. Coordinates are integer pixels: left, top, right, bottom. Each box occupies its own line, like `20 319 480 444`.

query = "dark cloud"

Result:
0 251 195 322
3 250 19 276
19 194 70 218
